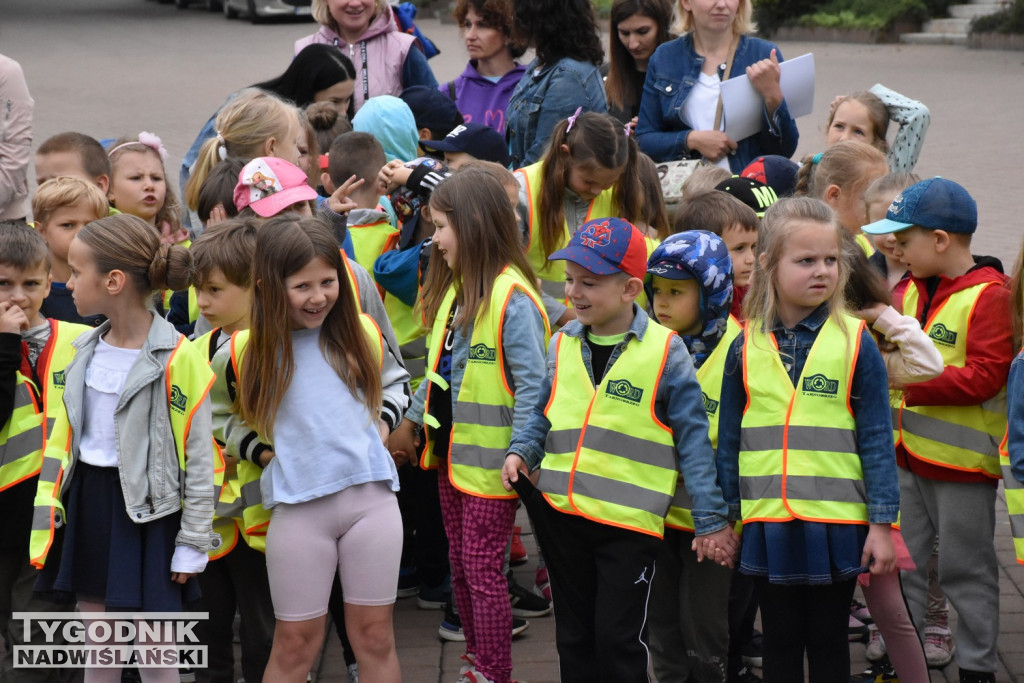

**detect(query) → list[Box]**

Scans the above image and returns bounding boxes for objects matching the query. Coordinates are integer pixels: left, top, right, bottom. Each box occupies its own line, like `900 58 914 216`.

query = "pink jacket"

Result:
0 54 32 221
294 5 416 112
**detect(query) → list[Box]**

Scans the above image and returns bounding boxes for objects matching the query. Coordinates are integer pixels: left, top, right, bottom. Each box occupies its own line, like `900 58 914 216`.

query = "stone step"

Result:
900 31 969 44
923 16 972 32
949 2 1006 18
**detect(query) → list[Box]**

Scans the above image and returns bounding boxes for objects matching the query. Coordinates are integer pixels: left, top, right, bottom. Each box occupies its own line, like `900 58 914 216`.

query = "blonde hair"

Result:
108 136 183 233
795 140 888 200
680 165 732 202
76 214 193 295
184 89 299 210
743 197 849 331
32 176 109 226
312 0 386 33
674 0 751 35
864 171 921 208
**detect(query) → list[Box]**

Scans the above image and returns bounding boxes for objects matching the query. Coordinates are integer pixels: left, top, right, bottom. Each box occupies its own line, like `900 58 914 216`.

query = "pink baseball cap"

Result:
234 157 318 218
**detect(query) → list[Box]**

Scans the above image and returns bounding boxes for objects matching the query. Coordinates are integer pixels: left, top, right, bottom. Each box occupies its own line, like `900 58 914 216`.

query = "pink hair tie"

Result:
565 107 583 132
108 131 168 162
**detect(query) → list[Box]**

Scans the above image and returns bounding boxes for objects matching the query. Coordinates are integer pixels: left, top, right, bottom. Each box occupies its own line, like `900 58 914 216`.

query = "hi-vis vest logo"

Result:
579 221 612 248
52 370 66 388
469 343 497 363
606 379 644 405
928 323 958 347
169 385 188 414
702 391 719 416
802 373 839 397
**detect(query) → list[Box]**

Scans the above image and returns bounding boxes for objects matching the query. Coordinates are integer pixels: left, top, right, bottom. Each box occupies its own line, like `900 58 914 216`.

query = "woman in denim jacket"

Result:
635 0 799 173
504 0 607 169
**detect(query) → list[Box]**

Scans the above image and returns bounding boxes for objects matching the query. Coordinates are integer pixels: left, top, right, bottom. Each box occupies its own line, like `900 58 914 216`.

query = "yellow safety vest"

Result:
516 161 618 301
30 336 218 569
666 315 741 532
896 282 1005 478
739 314 869 525
349 219 399 278
0 320 88 491
162 287 200 326
383 292 427 393
999 428 1024 565
537 322 679 538
420 267 549 498
855 233 875 258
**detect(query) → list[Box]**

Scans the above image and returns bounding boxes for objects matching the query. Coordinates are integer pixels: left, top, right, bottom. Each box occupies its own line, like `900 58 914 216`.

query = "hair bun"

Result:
306 101 340 131
149 242 194 292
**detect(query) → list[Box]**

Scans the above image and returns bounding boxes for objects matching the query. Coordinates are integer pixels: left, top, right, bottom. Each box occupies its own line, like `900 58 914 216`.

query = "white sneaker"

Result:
924 625 955 668
347 662 359 683
865 624 887 662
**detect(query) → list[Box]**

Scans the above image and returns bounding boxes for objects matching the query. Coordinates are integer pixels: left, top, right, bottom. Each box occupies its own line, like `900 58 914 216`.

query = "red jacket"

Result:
893 262 1013 484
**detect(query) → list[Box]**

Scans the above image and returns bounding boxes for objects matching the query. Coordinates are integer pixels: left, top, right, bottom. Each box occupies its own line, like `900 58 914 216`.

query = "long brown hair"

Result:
420 169 537 334
605 0 672 115
537 112 641 259
239 215 381 439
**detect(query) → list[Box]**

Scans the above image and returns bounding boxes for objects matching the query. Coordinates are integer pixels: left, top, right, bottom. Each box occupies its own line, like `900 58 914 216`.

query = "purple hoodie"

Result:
441 61 526 135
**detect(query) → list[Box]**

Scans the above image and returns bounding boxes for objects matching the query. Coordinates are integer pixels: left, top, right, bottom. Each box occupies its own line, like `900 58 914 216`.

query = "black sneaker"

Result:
508 571 552 617
437 595 530 641
851 661 898 683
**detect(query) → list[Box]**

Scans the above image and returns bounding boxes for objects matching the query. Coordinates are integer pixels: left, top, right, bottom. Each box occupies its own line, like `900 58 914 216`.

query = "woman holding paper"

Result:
635 0 799 173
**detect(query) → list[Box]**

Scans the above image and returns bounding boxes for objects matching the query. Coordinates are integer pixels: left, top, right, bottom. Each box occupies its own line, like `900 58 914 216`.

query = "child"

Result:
389 169 550 683
825 86 930 173
514 111 641 324
34 131 112 193
419 122 512 170
322 132 397 275
234 156 318 219
644 230 738 682
1003 251 1024 569
0 221 89 681
672 190 759 320
210 214 407 682
31 176 109 326
196 157 246 229
400 85 465 146
502 217 737 683
716 197 899 682
352 95 420 164
741 154 800 198
107 133 188 244
635 152 670 240
295 0 438 113
306 100 353 158
31 213 217 682
713 176 778 219
795 140 889 258
864 172 921 291
862 178 1012 683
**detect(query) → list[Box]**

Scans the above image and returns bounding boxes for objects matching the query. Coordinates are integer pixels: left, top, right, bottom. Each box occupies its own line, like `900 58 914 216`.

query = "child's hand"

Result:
158 220 191 246
855 303 888 325
746 49 783 114
377 418 391 448
686 130 738 162
379 160 412 194
389 418 421 468
206 204 229 228
327 175 365 215
862 523 896 575
170 572 197 584
0 302 28 334
501 454 530 491
258 450 276 468
693 526 740 568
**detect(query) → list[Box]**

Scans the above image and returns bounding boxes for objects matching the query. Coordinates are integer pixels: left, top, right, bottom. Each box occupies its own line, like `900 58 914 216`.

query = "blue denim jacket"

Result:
507 306 730 535
406 291 548 441
505 57 608 169
635 34 799 173
1005 349 1024 482
716 305 900 524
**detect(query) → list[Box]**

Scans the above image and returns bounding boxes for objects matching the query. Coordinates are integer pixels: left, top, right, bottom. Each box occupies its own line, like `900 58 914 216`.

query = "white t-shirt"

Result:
680 72 731 171
79 337 141 468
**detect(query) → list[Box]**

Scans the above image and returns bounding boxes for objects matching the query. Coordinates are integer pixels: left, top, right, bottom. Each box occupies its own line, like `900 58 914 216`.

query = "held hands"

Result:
389 418 421 468
745 49 783 116
862 523 897 575
687 131 737 162
378 160 412 194
0 302 28 334
692 526 741 568
327 175 365 216
501 453 537 491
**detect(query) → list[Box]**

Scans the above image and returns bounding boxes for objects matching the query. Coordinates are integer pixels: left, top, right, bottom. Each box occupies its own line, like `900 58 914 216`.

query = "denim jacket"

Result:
635 34 799 173
507 306 730 536
505 57 608 169
1005 349 1024 483
405 291 547 441
715 305 900 524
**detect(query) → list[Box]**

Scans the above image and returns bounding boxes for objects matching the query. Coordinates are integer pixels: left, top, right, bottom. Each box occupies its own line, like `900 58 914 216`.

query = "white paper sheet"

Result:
720 52 815 142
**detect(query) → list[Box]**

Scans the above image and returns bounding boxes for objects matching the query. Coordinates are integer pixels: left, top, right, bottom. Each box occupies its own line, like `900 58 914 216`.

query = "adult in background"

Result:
442 0 527 135
295 0 438 113
636 0 798 173
0 54 32 221
603 0 674 131
505 0 607 168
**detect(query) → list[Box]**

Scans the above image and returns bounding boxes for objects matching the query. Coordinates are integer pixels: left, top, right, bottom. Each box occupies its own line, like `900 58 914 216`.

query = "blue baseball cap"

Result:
419 123 511 167
549 217 649 279
862 177 977 235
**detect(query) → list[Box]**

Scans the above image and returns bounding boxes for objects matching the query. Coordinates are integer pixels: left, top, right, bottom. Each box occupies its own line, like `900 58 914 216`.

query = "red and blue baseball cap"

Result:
862 177 977 235
741 155 799 197
549 217 648 279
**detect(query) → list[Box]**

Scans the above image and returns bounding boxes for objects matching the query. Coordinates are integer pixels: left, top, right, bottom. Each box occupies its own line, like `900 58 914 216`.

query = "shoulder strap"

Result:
446 80 456 102
712 36 739 133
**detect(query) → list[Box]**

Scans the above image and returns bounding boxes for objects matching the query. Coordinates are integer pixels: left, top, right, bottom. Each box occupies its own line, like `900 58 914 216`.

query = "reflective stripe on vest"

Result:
666 316 741 532
999 429 1024 565
739 314 869 525
517 161 618 296
897 282 1005 478
349 219 399 277
420 268 549 498
537 322 678 538
1 320 86 491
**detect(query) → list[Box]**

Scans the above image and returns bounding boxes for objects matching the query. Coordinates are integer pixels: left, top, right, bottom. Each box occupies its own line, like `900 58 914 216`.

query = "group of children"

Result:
0 29 1020 683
